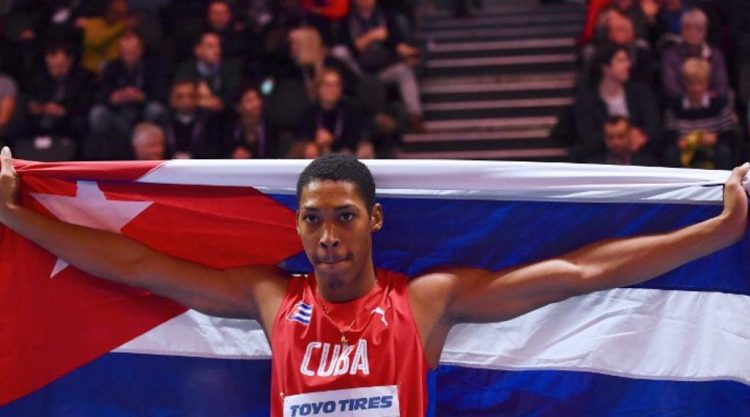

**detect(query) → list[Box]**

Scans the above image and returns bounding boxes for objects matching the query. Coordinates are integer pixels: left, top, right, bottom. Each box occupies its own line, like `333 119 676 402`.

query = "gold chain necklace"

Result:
316 282 379 346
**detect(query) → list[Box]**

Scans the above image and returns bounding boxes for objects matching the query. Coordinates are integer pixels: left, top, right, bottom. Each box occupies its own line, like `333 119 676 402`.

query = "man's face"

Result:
170 83 198 114
607 15 635 45
297 180 382 295
318 72 343 106
119 36 143 67
196 34 222 66
604 120 632 156
682 21 706 47
239 89 262 117
208 2 232 30
45 51 73 80
133 132 166 160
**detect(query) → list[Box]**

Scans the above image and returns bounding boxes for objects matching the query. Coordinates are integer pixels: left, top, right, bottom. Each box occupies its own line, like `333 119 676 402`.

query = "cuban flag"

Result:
0 159 748 417
289 302 314 326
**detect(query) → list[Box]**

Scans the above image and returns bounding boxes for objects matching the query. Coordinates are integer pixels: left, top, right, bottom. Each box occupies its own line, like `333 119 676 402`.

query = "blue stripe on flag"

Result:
0 353 272 417
3 353 747 417
436 365 750 417
272 195 750 296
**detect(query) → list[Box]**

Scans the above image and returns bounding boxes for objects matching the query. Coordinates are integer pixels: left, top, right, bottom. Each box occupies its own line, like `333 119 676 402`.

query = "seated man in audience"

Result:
572 43 659 163
223 86 280 159
77 0 138 76
297 68 373 158
130 122 167 160
205 0 252 61
661 7 729 100
26 43 94 148
334 0 424 133
663 58 738 169
175 31 241 114
87 32 167 160
595 0 652 43
162 79 222 159
588 116 656 165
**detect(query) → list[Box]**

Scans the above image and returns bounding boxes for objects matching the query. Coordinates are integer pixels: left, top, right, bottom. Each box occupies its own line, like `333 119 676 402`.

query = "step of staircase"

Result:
406 0 584 161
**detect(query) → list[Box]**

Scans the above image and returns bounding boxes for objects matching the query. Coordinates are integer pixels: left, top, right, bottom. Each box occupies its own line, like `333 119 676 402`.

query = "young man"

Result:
588 116 656 165
0 150 748 416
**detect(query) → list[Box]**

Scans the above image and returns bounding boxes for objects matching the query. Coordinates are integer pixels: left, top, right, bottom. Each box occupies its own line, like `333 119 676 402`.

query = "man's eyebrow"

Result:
300 204 357 211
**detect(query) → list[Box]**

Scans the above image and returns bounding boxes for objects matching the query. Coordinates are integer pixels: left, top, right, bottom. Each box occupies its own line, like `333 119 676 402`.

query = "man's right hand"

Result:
0 146 19 221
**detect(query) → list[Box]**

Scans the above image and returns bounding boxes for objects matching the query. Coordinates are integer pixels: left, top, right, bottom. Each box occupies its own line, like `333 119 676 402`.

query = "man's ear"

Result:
370 203 383 232
295 210 301 235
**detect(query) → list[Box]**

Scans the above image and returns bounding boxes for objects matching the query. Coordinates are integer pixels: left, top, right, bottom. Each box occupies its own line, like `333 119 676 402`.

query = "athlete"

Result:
1 147 748 416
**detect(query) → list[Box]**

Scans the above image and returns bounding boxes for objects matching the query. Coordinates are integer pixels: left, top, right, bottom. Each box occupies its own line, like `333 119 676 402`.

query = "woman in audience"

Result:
223 86 280 159
572 43 660 162
296 68 373 158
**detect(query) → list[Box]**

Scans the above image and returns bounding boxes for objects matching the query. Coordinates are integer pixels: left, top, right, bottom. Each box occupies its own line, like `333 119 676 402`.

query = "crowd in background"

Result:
0 0 424 161
557 0 750 169
0 0 747 169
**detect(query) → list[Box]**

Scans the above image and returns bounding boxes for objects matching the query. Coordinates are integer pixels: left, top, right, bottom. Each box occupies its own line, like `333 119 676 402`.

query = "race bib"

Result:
283 385 400 417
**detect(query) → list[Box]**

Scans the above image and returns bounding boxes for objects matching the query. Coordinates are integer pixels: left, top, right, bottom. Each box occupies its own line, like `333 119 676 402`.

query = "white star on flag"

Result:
30 181 153 278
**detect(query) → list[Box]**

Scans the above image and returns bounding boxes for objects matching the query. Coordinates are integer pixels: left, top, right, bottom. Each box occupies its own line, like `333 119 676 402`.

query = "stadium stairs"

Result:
398 0 585 161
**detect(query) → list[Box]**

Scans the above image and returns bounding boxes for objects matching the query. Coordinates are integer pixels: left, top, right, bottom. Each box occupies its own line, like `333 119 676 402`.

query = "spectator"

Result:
298 68 373 158
572 43 659 162
259 0 332 67
663 58 738 169
661 8 729 100
77 0 138 75
87 32 167 159
175 31 242 113
588 116 656 165
26 43 94 145
131 122 167 160
224 86 280 159
596 0 650 42
206 0 252 60
266 27 359 133
162 79 222 159
602 11 654 85
334 0 424 133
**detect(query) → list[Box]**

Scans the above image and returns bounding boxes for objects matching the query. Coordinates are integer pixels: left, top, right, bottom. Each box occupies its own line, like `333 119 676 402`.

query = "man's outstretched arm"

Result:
0 147 287 327
411 164 749 329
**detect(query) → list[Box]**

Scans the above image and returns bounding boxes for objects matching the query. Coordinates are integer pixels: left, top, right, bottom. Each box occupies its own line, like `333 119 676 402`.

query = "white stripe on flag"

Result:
135 160 727 204
114 289 750 385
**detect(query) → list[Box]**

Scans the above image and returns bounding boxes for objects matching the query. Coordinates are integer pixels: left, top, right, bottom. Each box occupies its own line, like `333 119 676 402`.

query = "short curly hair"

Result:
296 154 376 212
